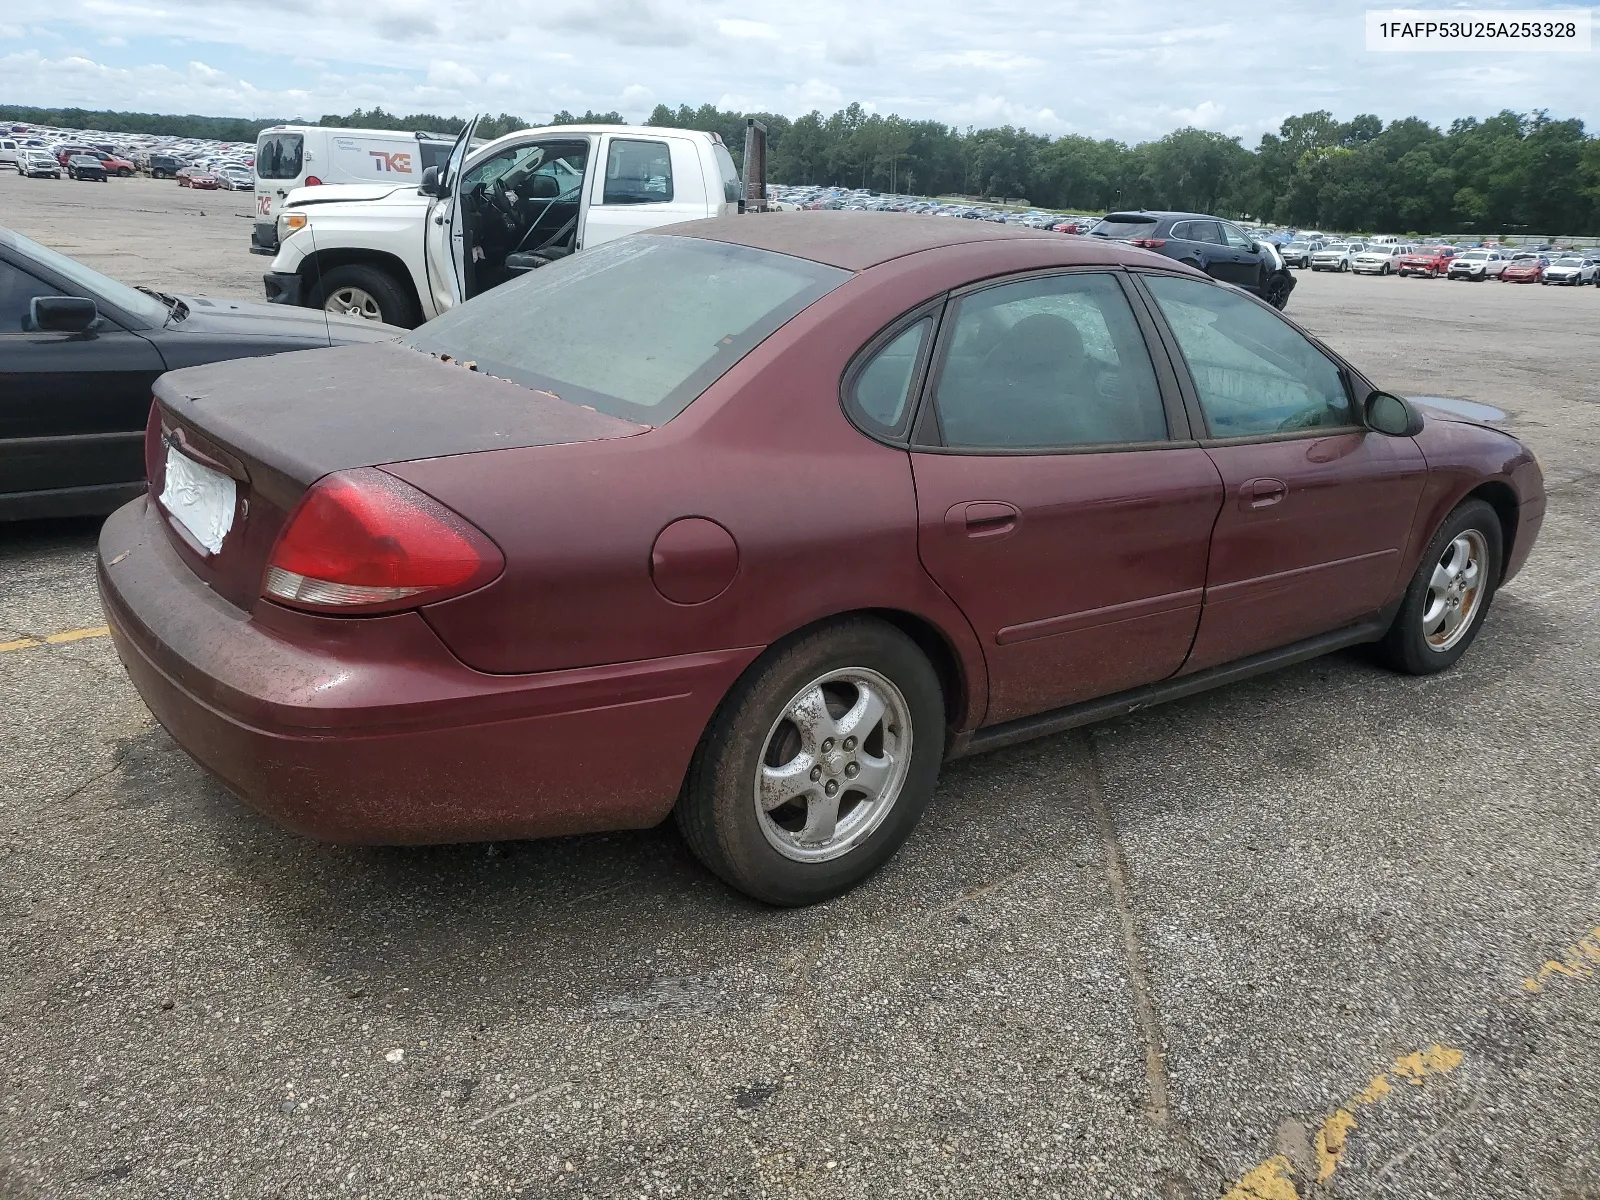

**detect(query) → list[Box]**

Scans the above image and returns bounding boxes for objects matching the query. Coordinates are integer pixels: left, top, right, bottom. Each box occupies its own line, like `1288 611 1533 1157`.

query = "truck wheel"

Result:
308 265 418 328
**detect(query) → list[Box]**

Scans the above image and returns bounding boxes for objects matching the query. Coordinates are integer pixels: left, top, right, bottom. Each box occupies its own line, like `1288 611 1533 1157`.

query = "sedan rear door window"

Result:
850 318 933 435
1144 274 1352 438
930 272 1169 448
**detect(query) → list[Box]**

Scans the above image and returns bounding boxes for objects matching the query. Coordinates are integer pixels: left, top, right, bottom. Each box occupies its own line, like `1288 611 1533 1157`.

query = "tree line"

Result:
6 100 1597 233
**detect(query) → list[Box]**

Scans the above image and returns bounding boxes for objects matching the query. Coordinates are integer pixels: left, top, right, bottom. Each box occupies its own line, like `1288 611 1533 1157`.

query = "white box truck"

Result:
251 125 456 255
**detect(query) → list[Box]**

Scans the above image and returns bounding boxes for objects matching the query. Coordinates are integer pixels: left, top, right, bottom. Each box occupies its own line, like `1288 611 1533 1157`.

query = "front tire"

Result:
307 264 417 327
675 618 946 906
1264 273 1292 310
1375 499 1502 675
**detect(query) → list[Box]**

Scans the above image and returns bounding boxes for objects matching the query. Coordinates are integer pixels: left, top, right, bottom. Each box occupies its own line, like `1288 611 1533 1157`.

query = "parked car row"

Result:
1291 239 1600 286
1 121 255 184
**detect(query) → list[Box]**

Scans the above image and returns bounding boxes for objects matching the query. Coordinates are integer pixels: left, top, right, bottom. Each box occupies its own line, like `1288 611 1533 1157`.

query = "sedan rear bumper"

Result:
97 498 759 845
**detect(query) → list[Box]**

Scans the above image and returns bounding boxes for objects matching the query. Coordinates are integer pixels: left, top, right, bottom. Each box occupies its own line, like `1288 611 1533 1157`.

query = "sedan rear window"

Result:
1091 215 1160 239
405 236 849 424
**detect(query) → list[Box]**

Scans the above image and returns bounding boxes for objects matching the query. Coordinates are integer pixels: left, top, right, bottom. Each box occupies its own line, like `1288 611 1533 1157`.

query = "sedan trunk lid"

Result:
150 341 647 611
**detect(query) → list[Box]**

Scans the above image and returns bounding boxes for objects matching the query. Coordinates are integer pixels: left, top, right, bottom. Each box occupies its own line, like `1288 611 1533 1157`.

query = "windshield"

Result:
1321 243 1349 251
256 133 304 180
5 229 169 325
405 235 849 424
1556 257 1584 265
1460 251 1488 260
1091 216 1159 238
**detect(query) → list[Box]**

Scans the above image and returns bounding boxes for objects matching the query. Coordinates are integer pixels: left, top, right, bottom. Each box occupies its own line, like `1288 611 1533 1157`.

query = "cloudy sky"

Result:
2 0 1594 143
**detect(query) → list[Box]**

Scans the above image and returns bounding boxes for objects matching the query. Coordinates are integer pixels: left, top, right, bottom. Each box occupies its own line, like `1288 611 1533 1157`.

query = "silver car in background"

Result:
1310 240 1367 271
1540 254 1599 285
1351 243 1414 275
1447 249 1512 280
1281 238 1323 268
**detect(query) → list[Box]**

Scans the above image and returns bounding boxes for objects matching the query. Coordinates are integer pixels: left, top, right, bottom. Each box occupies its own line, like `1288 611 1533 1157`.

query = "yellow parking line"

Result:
1521 926 1600 991
45 625 110 644
1224 921 1600 1199
1221 1046 1464 1200
0 625 111 654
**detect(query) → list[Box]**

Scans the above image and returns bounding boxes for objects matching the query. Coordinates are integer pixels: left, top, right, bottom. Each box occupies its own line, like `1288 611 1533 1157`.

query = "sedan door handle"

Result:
945 500 1020 539
1240 478 1288 510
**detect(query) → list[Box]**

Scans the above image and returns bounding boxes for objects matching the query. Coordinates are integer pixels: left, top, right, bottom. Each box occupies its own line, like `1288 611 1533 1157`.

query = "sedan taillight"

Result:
263 468 503 615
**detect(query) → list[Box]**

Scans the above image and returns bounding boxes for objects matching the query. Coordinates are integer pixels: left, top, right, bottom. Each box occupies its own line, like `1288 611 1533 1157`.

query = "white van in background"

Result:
251 125 455 255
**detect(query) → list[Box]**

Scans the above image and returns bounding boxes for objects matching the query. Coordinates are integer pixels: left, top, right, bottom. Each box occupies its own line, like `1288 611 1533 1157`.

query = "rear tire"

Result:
675 618 946 906
307 264 418 328
1375 499 1503 676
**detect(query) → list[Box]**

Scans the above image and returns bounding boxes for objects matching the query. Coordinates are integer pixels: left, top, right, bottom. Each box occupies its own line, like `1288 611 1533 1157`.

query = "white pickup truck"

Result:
262 116 756 327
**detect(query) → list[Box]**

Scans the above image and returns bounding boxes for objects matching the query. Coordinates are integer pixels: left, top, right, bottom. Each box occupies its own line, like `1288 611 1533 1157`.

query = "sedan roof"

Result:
658 211 1153 271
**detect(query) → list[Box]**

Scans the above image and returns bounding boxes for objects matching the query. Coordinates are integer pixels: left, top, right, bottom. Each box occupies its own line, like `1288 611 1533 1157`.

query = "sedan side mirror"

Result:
28 295 99 334
1365 390 1424 437
419 164 443 197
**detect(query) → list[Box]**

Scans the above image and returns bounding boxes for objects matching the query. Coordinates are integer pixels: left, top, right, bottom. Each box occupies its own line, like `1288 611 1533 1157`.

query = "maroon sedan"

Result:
98 214 1545 905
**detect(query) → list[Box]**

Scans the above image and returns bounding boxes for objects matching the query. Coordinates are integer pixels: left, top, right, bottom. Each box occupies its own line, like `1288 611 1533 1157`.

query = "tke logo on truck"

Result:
369 151 412 173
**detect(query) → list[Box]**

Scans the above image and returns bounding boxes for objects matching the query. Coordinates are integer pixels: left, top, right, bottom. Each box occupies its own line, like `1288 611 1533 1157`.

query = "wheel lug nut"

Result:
810 766 822 782
825 780 838 796
821 738 834 754
845 762 859 778
843 737 856 751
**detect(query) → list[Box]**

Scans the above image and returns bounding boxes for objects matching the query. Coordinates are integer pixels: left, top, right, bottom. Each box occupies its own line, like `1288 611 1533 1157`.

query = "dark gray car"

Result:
1090 210 1296 309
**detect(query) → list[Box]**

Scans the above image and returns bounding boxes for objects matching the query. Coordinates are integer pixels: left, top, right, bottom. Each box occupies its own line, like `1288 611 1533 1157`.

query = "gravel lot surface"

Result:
3 169 1598 1199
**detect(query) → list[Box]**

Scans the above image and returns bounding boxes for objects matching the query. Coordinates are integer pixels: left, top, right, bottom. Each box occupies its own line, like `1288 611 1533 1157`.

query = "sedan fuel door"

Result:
903 270 1225 726
1137 272 1427 672
421 114 480 316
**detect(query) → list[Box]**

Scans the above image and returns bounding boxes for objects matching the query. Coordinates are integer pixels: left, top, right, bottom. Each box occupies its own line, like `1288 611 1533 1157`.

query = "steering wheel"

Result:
488 177 519 217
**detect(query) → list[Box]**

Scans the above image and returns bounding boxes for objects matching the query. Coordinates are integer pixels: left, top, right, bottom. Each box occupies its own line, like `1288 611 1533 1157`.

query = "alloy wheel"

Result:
753 667 913 863
324 286 383 321
1422 529 1488 652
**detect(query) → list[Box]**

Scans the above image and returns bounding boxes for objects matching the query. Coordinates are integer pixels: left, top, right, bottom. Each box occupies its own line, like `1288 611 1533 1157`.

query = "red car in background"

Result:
98 214 1546 906
1052 220 1090 233
1500 255 1548 283
93 152 136 177
1398 246 1455 277
188 172 220 190
54 144 95 165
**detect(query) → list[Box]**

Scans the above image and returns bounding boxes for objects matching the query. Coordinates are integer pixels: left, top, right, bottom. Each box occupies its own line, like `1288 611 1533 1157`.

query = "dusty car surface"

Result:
97 213 1546 905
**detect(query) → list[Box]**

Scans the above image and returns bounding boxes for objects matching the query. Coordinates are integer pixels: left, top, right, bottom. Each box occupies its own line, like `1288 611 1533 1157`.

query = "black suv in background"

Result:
148 154 183 179
1090 210 1296 310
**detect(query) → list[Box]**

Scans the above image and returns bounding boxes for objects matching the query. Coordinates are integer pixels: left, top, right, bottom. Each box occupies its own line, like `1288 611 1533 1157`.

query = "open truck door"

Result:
421 114 481 318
